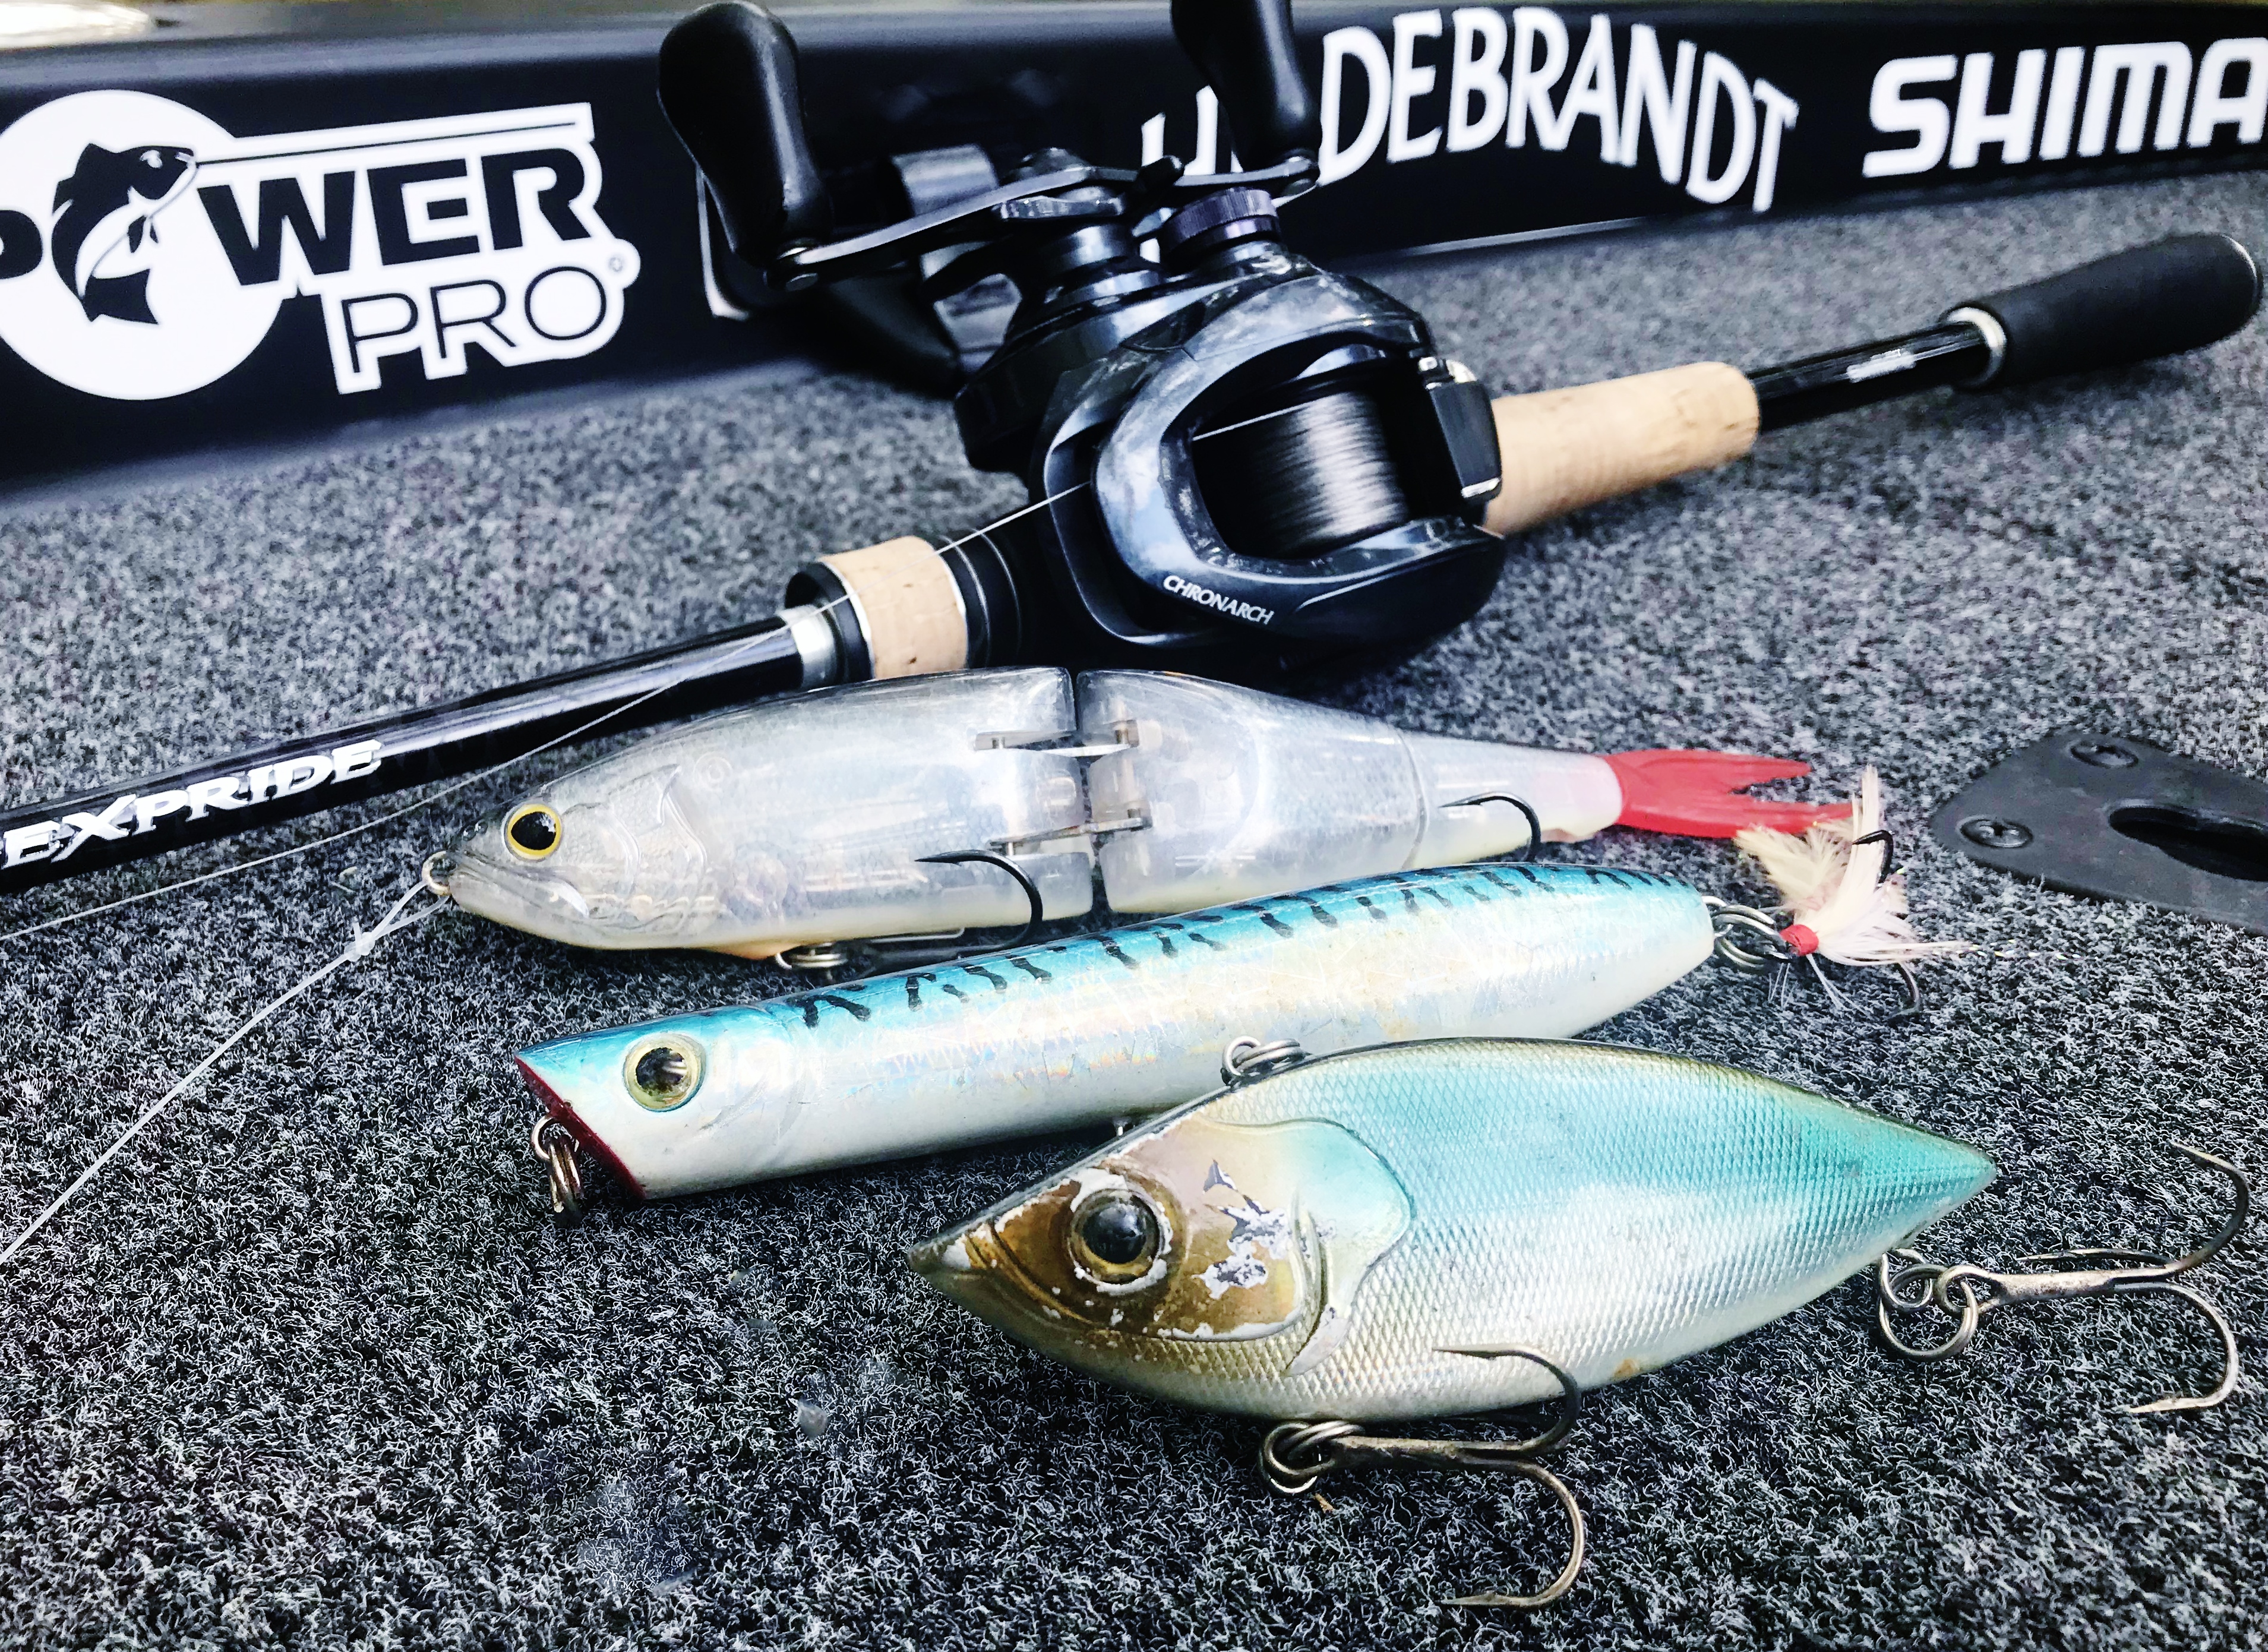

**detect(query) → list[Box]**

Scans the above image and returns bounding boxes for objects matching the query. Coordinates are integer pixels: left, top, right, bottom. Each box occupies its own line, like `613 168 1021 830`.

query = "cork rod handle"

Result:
1483 362 1760 536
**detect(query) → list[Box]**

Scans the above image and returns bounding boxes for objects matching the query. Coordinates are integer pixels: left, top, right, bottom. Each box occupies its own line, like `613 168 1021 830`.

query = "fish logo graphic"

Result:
48 141 198 323
1 89 638 402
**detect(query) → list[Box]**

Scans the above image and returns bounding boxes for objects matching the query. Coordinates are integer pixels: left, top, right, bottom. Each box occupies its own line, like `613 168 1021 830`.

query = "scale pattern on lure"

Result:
912 1040 1995 1420
516 863 1713 1199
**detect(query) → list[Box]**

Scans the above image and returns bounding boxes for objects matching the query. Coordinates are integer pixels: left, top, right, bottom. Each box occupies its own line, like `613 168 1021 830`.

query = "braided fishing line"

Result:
0 878 447 1267
1195 385 1409 561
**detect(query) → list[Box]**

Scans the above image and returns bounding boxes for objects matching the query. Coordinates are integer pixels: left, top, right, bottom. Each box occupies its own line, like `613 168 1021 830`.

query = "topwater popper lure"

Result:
911 1037 1997 1606
513 790 1947 1211
516 861 1718 1202
434 668 1841 961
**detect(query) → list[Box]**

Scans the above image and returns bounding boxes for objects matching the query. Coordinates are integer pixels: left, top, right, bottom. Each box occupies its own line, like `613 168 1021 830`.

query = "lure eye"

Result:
504 804 561 860
623 1035 705 1111
1069 1190 1161 1283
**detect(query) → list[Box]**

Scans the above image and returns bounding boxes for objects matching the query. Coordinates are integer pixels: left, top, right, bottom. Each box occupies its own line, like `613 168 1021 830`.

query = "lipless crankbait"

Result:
517 862 1717 1201
438 668 1839 958
911 1037 1994 1604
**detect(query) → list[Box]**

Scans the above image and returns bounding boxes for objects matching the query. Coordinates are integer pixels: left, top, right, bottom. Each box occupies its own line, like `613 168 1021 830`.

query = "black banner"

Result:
1 1 2260 486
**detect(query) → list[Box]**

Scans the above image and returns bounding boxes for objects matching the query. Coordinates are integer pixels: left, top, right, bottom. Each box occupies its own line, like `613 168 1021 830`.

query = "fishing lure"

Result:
909 1036 1995 1603
437 667 1839 959
513 781 1948 1212
517 861 1719 1202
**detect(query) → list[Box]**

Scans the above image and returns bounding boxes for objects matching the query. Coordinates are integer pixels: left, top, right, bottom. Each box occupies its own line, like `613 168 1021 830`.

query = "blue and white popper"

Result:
515 862 1719 1202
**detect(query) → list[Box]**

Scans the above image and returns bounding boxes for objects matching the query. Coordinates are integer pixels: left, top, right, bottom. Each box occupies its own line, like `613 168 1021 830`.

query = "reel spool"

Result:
661 0 1505 679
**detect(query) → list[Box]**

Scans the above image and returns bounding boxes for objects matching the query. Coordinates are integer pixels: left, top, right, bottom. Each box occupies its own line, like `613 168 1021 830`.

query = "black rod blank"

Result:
0 615 808 897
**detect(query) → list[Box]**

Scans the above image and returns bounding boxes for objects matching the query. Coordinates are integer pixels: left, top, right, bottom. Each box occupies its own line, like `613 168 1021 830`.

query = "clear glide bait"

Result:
911 1037 1994 1605
436 667 1841 959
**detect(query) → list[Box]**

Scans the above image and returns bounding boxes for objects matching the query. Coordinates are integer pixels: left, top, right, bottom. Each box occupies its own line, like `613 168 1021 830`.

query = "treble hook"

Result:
1701 896 1925 1020
1258 1347 1585 1608
1878 1144 2248 1414
779 851 1045 977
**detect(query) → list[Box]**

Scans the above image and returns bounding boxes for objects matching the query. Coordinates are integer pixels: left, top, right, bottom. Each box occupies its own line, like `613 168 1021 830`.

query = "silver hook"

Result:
1258 1348 1585 1609
1878 1144 2247 1414
529 1115 585 1218
1701 897 1924 1018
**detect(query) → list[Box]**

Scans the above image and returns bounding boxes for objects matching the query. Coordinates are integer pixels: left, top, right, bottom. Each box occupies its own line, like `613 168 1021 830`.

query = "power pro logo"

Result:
0 90 640 401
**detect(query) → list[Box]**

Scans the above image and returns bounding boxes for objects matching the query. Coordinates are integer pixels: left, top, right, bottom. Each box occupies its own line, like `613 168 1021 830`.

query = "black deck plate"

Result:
1932 731 2268 933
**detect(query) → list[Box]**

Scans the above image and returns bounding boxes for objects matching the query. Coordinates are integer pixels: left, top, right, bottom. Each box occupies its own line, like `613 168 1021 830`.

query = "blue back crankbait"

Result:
914 1038 1994 1419
912 1036 1995 1606
517 862 1714 1201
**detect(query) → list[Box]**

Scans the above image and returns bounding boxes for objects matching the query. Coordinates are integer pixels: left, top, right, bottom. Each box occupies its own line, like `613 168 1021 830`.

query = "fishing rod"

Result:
2 0 2257 900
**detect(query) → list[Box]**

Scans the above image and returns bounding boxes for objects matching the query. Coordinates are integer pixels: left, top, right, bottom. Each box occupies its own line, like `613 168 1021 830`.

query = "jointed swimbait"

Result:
517 862 1714 1199
442 668 1838 957
911 1038 1994 1418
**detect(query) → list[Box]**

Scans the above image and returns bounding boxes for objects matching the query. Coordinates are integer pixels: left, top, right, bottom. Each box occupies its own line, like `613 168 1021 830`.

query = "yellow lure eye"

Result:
504 803 561 860
622 1035 705 1111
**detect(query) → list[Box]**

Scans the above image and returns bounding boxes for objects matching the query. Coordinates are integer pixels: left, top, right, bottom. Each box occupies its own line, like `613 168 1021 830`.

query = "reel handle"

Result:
1951 232 2260 390
1171 0 1320 172
659 1 831 283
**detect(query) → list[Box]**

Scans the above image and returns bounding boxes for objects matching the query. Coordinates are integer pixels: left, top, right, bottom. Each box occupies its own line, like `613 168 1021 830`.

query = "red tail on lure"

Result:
1605 750 1847 839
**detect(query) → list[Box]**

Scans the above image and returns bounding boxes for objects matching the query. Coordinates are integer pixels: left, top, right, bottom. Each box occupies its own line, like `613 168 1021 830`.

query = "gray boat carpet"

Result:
2 168 2266 1649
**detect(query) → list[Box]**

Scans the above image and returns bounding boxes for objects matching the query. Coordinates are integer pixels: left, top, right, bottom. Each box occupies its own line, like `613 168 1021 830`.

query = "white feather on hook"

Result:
1733 768 1969 968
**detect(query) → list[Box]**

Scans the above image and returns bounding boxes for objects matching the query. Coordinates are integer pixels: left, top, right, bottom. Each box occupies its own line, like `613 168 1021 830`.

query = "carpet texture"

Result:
3 169 2267 1650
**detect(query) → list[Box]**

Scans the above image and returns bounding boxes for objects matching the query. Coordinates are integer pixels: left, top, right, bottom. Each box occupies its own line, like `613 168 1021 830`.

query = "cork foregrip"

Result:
818 536 968 678
1484 362 1761 536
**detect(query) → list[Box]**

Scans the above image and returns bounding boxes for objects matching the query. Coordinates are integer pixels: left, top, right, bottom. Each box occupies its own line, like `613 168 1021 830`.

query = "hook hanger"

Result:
1878 1144 2248 1414
1258 1347 1585 1609
779 850 1045 977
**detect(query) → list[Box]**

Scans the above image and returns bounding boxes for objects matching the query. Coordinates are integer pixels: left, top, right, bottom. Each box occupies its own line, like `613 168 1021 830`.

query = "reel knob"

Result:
659 1 832 286
1170 0 1319 174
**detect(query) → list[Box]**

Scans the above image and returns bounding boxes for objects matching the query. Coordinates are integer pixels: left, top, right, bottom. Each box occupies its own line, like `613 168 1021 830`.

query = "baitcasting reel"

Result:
659 0 1505 678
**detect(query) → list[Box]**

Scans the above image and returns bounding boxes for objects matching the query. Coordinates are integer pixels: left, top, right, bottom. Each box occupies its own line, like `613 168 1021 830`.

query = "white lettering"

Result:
1618 26 1695 182
1951 50 2045 169
1319 26 1393 184
1863 55 1957 176
1752 78 1799 211
55 795 138 861
1193 86 1228 175
4 822 59 868
2039 46 2087 160
186 775 247 819
1389 11 1446 163
331 740 385 782
1161 574 1275 625
2190 37 2268 146
2080 43 2193 156
1506 8 1569 149
1541 14 1620 159
1446 8 1509 152
273 756 334 798
132 790 192 835
1686 52 1755 204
